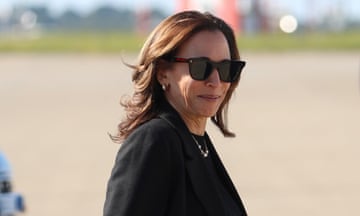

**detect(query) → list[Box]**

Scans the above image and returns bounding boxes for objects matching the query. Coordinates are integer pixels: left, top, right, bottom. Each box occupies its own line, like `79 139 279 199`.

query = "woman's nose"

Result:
205 67 221 86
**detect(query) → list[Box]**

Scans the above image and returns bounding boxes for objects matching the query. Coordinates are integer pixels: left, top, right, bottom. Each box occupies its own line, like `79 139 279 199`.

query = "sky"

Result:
0 0 359 21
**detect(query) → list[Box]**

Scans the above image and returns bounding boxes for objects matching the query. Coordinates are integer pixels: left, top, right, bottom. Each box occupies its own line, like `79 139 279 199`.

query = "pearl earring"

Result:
162 84 167 91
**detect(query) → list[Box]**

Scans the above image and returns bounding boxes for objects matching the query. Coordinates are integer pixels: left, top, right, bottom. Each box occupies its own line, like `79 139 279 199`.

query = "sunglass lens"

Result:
189 60 207 80
189 59 245 82
217 61 232 82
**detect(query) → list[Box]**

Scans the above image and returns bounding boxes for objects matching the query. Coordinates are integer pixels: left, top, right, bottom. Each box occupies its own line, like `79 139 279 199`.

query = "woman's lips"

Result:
198 94 221 100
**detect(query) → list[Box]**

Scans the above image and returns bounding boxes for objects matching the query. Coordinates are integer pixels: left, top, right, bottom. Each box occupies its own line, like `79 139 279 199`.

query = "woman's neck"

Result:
166 100 207 135
181 114 207 136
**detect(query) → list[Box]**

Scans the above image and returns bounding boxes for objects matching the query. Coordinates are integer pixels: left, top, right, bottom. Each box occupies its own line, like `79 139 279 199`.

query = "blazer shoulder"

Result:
133 117 178 138
120 117 181 153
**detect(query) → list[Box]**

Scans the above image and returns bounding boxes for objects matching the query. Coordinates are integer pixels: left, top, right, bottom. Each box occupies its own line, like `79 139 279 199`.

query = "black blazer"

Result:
104 103 247 216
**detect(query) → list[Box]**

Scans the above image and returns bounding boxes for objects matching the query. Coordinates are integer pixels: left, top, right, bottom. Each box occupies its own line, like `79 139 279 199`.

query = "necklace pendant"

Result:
202 151 209 158
191 135 209 158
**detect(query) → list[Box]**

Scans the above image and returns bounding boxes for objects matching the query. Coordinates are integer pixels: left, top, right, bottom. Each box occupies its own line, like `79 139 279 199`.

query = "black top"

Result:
104 100 247 216
192 134 243 216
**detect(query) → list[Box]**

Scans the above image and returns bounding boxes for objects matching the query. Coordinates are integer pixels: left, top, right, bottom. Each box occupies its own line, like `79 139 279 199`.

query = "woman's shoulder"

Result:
115 117 184 164
123 117 181 148
135 117 177 136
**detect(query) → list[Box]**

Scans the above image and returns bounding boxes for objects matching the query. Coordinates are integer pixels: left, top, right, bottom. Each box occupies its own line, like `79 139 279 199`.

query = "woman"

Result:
104 11 247 216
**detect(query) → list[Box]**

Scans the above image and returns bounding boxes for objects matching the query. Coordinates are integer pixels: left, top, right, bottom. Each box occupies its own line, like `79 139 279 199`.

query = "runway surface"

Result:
1 52 359 215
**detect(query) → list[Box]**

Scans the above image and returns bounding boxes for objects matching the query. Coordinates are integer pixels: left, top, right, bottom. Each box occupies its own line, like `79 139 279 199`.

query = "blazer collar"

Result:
157 101 206 159
158 102 226 216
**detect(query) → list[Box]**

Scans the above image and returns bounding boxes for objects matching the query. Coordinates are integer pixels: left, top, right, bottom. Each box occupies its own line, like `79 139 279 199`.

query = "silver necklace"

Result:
191 135 209 158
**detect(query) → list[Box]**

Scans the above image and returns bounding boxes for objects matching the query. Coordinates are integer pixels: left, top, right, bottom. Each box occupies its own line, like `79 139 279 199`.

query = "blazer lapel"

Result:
159 104 226 216
205 134 248 214
183 138 226 216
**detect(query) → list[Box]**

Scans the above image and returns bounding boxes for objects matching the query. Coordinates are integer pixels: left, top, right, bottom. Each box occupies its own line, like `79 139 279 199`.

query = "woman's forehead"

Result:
176 30 230 59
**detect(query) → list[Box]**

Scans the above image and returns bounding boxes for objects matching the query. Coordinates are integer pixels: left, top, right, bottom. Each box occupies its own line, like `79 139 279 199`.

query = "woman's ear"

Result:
156 59 170 84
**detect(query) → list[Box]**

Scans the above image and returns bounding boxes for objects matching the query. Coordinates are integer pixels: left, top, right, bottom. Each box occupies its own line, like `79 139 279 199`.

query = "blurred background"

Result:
1 0 359 216
0 0 359 51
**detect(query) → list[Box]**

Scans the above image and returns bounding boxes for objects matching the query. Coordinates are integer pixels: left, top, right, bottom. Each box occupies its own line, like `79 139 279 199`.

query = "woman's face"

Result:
161 30 231 121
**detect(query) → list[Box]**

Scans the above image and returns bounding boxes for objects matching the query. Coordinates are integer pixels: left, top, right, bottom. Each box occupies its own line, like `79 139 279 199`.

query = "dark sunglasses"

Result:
169 57 246 83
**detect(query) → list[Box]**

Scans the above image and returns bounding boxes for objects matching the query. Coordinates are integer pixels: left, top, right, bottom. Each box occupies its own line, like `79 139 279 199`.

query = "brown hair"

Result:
113 10 243 142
